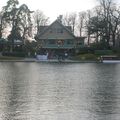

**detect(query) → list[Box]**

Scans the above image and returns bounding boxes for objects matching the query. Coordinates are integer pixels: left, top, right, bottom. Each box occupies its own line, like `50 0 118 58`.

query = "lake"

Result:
0 62 120 120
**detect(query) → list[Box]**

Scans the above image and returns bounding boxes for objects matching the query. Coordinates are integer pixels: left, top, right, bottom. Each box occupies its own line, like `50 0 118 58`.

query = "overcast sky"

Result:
0 0 120 22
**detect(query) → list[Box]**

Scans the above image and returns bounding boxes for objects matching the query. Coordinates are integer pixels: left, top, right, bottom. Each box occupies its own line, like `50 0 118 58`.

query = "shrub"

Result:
76 47 94 54
2 52 26 57
73 53 98 61
94 50 113 55
0 56 24 60
112 48 120 53
90 42 110 50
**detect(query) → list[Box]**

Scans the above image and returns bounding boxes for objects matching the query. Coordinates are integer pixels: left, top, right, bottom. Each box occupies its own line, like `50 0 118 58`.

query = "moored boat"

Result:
100 55 120 63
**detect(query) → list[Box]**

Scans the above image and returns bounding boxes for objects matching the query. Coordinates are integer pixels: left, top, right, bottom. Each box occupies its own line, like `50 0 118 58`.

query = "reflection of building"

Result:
36 18 85 55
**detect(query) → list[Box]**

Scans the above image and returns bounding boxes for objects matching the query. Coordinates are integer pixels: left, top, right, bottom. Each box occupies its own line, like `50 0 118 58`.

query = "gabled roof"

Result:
38 26 49 33
76 37 86 40
37 19 76 38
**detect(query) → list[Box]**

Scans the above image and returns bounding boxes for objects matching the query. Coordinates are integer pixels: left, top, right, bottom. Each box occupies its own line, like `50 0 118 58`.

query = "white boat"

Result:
100 55 120 63
36 55 48 61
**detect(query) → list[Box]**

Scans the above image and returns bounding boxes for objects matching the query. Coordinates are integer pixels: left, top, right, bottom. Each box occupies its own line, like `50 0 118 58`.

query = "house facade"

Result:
36 18 85 57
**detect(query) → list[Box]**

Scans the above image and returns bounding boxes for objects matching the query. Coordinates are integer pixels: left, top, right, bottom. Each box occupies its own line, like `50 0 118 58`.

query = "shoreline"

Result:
0 58 99 63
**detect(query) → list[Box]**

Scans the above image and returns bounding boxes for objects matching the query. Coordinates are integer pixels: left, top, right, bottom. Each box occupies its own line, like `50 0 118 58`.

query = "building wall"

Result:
38 21 75 40
37 20 85 49
38 39 84 49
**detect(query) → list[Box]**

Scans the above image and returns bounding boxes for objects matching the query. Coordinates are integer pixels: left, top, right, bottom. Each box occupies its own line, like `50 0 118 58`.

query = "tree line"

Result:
0 0 120 50
0 0 49 42
62 0 120 49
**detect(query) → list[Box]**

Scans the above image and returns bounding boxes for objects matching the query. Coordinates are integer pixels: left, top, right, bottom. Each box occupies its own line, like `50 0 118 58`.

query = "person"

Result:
64 52 68 59
58 52 61 61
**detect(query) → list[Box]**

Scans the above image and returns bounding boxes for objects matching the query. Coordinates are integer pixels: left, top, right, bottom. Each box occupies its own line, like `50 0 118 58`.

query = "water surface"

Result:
0 62 120 120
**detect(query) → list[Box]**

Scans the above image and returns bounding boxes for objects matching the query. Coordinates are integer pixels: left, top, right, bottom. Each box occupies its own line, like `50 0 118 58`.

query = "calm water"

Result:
0 62 120 120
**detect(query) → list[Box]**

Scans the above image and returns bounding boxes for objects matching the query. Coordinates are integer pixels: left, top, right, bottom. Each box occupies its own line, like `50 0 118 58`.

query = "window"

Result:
67 40 73 44
49 40 56 44
77 42 83 45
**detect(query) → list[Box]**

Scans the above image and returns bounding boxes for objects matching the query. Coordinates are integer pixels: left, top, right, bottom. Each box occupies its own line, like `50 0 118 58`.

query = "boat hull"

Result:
102 60 120 63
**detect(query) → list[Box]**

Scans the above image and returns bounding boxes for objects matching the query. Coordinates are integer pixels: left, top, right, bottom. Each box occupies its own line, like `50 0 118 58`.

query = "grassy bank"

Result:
0 56 24 60
72 53 99 61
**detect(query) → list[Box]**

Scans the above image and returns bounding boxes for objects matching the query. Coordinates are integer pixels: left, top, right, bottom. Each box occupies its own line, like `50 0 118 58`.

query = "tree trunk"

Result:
112 33 116 47
0 18 3 38
87 33 90 45
96 31 99 43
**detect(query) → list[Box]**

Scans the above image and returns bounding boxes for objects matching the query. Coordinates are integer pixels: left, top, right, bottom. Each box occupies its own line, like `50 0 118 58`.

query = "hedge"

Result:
73 53 98 61
2 52 26 57
94 50 113 55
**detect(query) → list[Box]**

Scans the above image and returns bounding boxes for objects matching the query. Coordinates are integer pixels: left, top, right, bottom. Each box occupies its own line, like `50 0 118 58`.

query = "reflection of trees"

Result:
3 64 21 120
92 64 118 119
3 63 30 120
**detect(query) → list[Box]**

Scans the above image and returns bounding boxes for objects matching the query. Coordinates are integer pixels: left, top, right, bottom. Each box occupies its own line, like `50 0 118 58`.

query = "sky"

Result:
0 0 98 22
0 0 120 22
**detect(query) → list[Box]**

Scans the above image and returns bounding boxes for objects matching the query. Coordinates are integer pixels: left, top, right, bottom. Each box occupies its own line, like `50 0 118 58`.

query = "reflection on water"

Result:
0 63 120 120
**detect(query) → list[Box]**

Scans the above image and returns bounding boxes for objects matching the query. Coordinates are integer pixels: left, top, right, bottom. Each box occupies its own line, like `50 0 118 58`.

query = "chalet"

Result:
36 17 85 58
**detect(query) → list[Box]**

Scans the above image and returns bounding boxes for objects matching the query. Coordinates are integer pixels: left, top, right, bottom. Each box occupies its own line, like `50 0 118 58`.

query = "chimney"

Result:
57 15 63 23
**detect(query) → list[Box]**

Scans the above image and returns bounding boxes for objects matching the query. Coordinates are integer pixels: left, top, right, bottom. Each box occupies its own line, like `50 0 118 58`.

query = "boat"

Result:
36 54 48 61
100 55 120 63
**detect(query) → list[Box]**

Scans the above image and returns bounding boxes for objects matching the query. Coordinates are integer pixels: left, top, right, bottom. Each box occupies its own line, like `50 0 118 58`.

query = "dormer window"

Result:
57 28 63 33
49 29 53 33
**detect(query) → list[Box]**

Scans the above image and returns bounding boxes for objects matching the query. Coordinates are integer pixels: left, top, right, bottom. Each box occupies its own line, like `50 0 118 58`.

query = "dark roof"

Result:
39 25 72 33
37 20 76 38
38 26 49 33
76 37 86 40
66 26 72 32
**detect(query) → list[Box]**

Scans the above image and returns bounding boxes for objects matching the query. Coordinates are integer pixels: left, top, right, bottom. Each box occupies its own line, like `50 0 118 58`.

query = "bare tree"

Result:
88 6 104 43
62 13 72 26
62 12 77 34
86 0 120 47
97 0 120 46
0 11 4 38
33 10 49 35
77 11 86 37
86 10 92 45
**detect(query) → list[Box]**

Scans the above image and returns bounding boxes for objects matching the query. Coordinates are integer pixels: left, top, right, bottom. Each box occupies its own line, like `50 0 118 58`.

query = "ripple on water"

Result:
0 63 120 120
